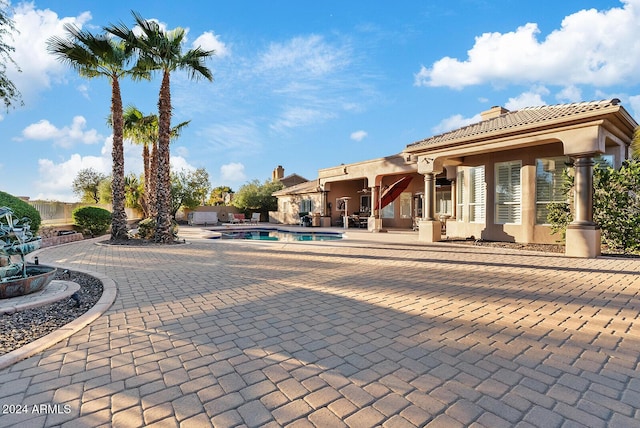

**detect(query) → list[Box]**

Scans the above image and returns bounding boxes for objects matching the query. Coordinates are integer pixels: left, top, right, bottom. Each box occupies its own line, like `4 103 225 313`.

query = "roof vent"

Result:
480 106 509 121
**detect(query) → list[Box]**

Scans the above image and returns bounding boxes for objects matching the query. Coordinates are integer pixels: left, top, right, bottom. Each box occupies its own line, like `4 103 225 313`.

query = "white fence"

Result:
28 200 143 226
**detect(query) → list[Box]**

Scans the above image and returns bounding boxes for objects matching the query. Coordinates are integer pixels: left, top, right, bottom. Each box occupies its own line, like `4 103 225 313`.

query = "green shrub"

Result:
137 218 156 239
593 161 640 253
546 202 572 239
72 206 111 237
136 218 179 241
0 191 42 233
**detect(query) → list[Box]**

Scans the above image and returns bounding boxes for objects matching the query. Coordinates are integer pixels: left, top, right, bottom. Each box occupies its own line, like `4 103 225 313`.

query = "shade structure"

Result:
375 175 413 210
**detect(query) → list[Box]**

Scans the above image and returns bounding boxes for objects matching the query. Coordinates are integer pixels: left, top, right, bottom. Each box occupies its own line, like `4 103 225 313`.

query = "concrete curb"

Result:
0 262 117 371
0 280 80 315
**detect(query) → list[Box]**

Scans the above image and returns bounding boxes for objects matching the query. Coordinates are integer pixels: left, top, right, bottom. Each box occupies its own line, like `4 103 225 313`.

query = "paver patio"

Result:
1 227 639 427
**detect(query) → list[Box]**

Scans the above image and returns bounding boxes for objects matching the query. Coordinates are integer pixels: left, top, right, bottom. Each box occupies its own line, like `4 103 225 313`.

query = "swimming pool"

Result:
214 228 343 241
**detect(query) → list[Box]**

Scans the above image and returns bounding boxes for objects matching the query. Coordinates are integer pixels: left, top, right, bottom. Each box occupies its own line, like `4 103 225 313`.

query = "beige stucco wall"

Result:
270 193 324 224
445 143 565 243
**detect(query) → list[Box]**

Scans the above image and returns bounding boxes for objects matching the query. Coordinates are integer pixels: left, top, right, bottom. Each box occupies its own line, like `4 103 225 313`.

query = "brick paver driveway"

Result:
1 229 639 427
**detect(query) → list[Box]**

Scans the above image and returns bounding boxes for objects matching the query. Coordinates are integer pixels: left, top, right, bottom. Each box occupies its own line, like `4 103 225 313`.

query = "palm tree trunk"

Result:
155 70 173 243
110 77 129 240
142 143 150 218
148 141 158 219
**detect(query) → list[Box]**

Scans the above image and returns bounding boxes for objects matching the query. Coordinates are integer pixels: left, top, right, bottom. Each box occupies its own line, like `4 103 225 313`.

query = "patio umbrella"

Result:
375 175 413 210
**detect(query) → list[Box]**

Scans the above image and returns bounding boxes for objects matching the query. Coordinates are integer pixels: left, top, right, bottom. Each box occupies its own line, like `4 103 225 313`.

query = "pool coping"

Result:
205 224 346 240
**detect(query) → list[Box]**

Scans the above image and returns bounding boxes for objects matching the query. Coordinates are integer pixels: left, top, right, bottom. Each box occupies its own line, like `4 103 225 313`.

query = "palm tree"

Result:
47 25 149 241
107 12 214 243
122 106 190 220
632 126 640 159
122 106 155 218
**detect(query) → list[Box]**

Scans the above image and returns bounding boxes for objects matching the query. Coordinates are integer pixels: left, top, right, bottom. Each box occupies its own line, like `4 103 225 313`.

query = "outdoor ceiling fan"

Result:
357 178 370 193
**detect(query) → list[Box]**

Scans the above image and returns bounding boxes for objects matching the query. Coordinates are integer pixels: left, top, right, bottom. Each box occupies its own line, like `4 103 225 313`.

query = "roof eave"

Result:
405 103 633 153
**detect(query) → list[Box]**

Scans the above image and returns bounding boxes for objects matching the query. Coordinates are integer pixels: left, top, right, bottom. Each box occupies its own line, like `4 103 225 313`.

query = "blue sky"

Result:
2 0 640 202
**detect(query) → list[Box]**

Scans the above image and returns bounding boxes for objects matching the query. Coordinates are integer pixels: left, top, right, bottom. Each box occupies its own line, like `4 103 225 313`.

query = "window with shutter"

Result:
299 199 313 213
400 192 412 218
469 166 485 223
495 161 521 224
456 170 464 222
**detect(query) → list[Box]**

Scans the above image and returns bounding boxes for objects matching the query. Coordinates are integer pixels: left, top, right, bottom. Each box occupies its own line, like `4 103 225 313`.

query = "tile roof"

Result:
272 179 319 196
407 99 623 150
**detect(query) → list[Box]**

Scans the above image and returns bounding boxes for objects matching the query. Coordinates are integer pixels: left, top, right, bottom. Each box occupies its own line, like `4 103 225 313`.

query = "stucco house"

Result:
271 99 638 257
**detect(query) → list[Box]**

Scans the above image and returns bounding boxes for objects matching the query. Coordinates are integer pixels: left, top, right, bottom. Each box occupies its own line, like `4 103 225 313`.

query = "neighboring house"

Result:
272 165 308 188
270 180 324 224
271 100 638 257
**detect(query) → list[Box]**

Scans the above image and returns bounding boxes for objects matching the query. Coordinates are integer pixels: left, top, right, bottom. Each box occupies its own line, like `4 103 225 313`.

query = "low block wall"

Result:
40 232 84 248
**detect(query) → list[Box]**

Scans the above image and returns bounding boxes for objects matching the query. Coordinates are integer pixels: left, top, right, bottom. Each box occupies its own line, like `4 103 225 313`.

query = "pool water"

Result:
217 229 342 241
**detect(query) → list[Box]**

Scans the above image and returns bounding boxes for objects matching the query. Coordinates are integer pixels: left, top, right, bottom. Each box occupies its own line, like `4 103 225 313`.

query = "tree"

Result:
632 126 640 159
0 190 41 233
208 186 233 206
124 173 144 211
0 0 22 111
72 168 108 203
170 168 211 218
232 179 283 214
48 24 149 241
593 160 640 253
121 105 189 219
122 106 156 218
107 12 214 243
97 176 112 204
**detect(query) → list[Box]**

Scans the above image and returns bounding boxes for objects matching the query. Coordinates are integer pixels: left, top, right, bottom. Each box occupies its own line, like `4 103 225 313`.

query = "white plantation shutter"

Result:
469 166 485 223
495 161 521 224
457 169 464 222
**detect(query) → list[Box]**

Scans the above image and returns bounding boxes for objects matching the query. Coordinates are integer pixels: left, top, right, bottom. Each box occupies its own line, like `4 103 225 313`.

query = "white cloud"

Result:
629 94 640 119
198 121 262 153
271 106 336 132
220 162 246 182
505 87 550 110
432 114 482 134
174 146 189 158
556 85 583 103
77 83 90 99
133 18 168 37
253 34 373 133
35 153 109 202
259 35 350 78
170 155 195 172
32 136 145 202
21 116 102 148
192 31 229 58
350 130 368 142
9 4 92 101
415 1 640 89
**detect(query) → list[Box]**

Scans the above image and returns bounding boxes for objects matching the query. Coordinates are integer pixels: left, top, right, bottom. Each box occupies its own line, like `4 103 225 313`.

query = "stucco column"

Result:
566 155 601 257
418 172 441 242
423 173 436 221
572 156 595 225
368 185 384 232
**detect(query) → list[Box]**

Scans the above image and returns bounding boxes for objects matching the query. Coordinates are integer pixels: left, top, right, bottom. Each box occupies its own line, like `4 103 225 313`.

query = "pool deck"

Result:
1 224 640 427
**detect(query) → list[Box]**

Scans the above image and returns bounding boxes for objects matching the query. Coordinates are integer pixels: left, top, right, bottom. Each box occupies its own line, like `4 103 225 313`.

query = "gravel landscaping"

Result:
0 269 103 355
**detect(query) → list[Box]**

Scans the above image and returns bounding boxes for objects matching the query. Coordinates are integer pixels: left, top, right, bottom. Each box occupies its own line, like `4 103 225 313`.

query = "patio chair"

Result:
232 213 248 224
250 213 260 224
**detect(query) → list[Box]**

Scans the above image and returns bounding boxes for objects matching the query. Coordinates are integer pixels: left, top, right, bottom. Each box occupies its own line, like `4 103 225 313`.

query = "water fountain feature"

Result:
0 207 56 298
